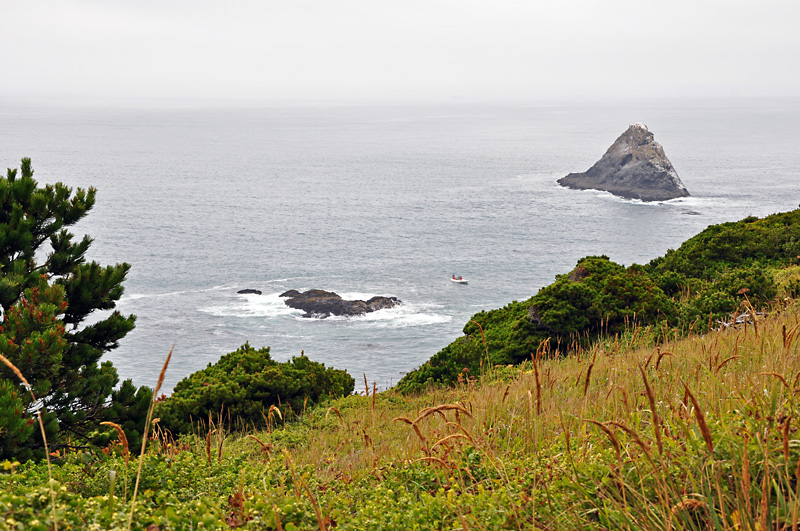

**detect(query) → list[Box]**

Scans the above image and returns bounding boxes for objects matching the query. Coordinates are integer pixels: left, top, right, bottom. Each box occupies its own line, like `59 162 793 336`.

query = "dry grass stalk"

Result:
760 439 769 531
655 351 673 371
246 434 271 455
402 404 473 457
682 382 713 455
584 419 621 463
501 385 511 404
608 421 652 459
583 362 594 397
268 404 282 422
469 319 490 366
444 421 475 443
325 407 342 423
100 421 130 464
760 371 791 392
393 416 428 449
154 361 170 398
639 365 663 457
533 357 542 415
0 352 31 390
363 373 369 397
671 499 710 530
414 403 471 424
630 327 641 348
0 352 59 531
794 454 800 531
431 433 470 450
283 449 327 531
751 308 759 337
606 386 631 416
783 416 792 461
205 428 216 465
715 355 742 374
128 346 173 531
360 428 372 449
785 323 800 351
526 389 534 432
455 505 471 531
742 436 752 519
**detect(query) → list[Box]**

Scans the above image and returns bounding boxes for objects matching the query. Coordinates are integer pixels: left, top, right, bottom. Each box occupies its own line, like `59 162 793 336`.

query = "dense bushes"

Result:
647 210 800 284
398 207 800 392
156 343 355 434
533 257 676 336
643 210 800 328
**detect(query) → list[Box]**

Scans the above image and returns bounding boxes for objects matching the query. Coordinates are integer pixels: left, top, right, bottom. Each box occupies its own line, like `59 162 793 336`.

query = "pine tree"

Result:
0 158 150 460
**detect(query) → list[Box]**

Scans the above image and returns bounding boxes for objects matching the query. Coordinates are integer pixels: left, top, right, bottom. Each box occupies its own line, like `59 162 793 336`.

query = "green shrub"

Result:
156 343 355 434
396 298 542 393
398 256 675 392
774 265 800 298
532 257 676 336
647 208 800 293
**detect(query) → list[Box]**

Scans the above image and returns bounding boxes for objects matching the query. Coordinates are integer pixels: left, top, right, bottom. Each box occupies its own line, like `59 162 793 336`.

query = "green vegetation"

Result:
0 159 150 461
397 208 800 392
4 298 800 529
156 344 355 435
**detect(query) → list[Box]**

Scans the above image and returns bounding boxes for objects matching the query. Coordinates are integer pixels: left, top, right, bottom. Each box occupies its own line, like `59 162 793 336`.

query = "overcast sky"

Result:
1 0 798 103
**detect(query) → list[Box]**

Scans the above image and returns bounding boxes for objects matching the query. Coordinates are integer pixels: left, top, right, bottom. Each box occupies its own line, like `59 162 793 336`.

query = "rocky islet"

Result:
558 123 690 202
279 289 401 318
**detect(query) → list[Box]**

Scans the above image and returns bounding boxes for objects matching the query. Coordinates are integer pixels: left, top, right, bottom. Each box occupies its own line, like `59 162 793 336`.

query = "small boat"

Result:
450 276 468 284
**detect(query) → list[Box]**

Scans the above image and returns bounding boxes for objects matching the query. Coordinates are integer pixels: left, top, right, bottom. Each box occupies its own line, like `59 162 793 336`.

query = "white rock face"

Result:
557 124 690 202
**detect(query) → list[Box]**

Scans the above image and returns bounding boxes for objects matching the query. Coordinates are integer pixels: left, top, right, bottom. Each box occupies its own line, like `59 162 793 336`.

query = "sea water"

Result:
1 98 798 392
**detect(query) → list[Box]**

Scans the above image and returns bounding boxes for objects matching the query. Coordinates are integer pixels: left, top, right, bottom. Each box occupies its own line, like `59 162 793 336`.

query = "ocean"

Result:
1 98 798 393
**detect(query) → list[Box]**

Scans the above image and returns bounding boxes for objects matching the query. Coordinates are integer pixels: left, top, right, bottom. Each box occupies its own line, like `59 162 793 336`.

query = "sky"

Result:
1 0 798 103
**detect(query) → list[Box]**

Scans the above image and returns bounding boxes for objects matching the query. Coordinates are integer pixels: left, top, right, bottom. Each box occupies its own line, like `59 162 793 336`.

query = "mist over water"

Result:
1 99 798 392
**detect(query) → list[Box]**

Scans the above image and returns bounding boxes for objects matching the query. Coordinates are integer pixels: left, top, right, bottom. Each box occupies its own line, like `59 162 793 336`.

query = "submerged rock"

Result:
237 289 262 295
558 123 689 202
279 289 400 318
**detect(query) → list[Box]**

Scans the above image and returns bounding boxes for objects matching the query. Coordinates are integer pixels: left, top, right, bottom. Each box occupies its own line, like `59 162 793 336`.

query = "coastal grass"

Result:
4 300 800 529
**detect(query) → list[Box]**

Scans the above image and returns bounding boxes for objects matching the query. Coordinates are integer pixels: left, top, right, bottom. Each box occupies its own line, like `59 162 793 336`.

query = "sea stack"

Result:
279 289 400 318
558 123 689 202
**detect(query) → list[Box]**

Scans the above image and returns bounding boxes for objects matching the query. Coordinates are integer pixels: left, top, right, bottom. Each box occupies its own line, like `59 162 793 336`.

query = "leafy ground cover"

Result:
4 298 800 530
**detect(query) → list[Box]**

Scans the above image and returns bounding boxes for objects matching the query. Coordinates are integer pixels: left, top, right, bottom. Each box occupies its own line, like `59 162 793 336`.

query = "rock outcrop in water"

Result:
557 123 689 202
279 289 400 318
237 289 262 295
